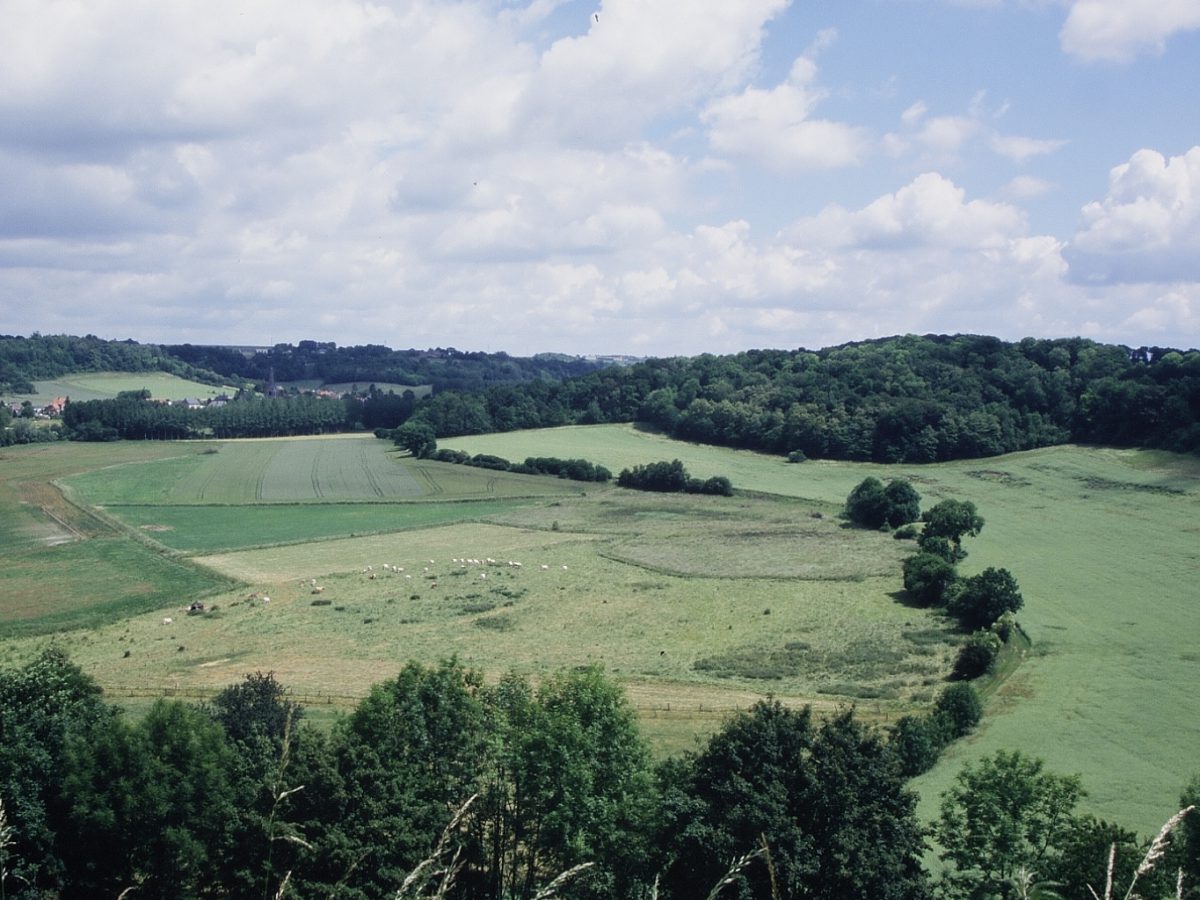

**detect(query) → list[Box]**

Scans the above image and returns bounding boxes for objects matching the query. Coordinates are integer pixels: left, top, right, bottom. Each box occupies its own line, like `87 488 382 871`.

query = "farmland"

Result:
14 371 243 405
0 428 1197 835
438 427 1200 834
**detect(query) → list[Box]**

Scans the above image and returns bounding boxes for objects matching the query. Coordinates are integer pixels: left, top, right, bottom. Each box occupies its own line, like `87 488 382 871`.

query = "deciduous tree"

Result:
950 567 1024 630
934 750 1083 900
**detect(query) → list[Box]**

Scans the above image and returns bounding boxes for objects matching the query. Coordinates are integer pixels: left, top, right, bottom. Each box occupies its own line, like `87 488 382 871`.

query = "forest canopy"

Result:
5 332 1200 460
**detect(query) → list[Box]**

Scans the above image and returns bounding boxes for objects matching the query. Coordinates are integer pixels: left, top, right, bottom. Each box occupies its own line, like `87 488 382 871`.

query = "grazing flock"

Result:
158 555 572 626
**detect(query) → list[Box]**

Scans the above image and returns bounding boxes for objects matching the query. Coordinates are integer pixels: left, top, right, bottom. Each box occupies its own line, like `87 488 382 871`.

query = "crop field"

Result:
2 429 1197 834
14 371 242 404
65 436 581 506
0 442 235 638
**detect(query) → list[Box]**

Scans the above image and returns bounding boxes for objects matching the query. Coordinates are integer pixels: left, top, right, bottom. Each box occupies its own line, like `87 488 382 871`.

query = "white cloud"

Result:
0 1 1197 355
990 134 1068 161
1002 175 1056 198
522 0 789 143
700 55 869 172
1067 146 1200 283
1060 0 1200 61
786 172 1026 250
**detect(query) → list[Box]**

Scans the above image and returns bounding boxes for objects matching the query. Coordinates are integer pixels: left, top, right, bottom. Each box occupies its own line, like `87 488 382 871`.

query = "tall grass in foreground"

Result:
1088 805 1194 900
0 797 15 900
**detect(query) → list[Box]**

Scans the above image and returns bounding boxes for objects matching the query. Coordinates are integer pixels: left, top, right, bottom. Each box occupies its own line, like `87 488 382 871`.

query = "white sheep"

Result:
163 617 173 625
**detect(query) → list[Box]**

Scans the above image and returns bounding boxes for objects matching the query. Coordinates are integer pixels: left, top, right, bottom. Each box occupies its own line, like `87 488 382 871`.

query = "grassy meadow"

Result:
446 427 1200 834
13 371 243 404
1 426 1197 834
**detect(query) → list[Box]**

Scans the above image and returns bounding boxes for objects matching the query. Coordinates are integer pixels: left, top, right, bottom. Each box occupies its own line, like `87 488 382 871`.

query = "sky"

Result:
1 0 1199 357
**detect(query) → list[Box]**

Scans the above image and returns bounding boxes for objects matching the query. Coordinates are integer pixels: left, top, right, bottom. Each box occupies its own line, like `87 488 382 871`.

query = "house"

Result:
43 396 68 416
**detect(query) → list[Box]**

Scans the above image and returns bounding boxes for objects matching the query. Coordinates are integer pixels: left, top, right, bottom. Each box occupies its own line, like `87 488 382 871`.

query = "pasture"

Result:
1 428 1197 834
440 428 1200 833
13 371 243 404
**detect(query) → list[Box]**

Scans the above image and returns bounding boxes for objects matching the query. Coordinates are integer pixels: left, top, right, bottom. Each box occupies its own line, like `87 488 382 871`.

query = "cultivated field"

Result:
14 371 243 404
2 427 1197 834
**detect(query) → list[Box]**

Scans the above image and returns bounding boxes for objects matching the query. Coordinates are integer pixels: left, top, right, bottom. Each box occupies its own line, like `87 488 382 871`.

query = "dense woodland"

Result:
401 335 1200 459
5 333 1197 458
2 651 1195 900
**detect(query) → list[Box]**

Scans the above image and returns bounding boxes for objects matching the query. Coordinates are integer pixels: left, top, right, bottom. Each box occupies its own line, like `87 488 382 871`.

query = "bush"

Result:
521 456 612 483
618 459 689 492
933 683 983 738
845 477 890 528
890 714 945 777
948 567 1024 630
893 524 919 540
916 533 958 562
845 477 921 529
952 631 1002 680
883 479 922 527
699 475 733 496
469 453 511 471
431 448 470 464
902 552 958 607
991 611 1017 643
617 459 733 495
786 449 807 463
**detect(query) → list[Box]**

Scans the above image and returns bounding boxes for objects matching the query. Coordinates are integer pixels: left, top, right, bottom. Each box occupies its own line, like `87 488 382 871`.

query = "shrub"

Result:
948 567 1024 630
883 479 922 527
933 683 983 738
469 453 511 471
431 448 470 464
991 611 1018 643
699 475 733 496
893 524 919 540
845 477 921 529
917 533 958 562
902 552 958 607
952 631 1002 680
890 714 945 777
617 459 733 495
786 449 807 463
845 477 890 528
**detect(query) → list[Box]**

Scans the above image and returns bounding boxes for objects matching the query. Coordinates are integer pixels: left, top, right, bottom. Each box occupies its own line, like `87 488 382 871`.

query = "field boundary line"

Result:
101 684 855 719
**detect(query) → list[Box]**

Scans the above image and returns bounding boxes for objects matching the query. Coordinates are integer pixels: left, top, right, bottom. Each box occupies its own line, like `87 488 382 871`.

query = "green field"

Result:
438 428 1200 834
2 428 1198 836
10 371 243 405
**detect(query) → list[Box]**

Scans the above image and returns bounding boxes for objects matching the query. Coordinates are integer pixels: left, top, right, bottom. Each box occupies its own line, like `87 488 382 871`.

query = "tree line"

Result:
6 332 1200 460
0 335 607 398
1 650 1194 900
400 334 1200 459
